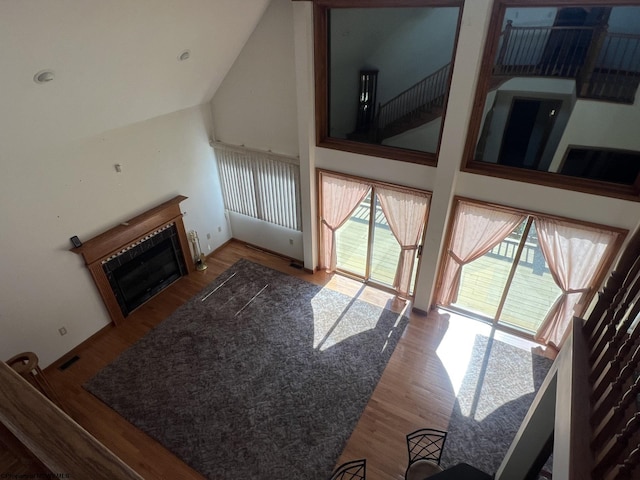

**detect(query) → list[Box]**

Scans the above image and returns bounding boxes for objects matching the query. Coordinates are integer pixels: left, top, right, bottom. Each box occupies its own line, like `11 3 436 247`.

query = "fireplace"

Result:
71 196 194 325
103 224 187 316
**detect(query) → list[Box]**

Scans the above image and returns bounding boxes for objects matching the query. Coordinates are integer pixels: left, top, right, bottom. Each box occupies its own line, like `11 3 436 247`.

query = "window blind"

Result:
214 142 302 231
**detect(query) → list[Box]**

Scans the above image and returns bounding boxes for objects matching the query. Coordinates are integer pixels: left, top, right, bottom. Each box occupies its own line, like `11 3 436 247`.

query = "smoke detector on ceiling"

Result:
178 50 191 61
33 70 55 84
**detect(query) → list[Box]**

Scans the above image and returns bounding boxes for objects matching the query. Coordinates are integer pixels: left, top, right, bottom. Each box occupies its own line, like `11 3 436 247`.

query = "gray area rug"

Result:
85 259 409 479
441 335 553 476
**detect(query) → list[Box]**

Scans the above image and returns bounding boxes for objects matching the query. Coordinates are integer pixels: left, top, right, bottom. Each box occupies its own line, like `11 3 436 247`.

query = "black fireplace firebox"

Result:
102 223 187 316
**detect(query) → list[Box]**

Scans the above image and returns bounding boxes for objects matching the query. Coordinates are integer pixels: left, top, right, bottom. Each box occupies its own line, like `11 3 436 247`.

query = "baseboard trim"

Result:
45 322 115 374
239 240 304 264
206 238 233 258
411 307 429 317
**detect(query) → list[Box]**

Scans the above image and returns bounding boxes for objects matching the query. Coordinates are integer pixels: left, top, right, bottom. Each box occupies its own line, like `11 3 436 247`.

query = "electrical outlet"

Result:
206 233 211 240
217 226 222 233
58 327 67 336
289 238 294 245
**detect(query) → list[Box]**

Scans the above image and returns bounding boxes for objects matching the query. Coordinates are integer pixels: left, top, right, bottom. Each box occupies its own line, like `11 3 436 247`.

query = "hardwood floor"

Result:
35 240 551 480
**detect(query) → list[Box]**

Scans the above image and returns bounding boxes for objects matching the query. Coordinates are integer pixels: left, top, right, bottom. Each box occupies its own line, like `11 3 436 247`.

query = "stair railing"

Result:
494 20 640 104
0 361 143 479
376 62 451 136
494 21 596 78
580 226 640 479
580 31 640 103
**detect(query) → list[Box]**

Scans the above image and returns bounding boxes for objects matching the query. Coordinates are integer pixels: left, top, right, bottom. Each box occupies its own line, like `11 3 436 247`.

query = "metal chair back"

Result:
330 459 366 480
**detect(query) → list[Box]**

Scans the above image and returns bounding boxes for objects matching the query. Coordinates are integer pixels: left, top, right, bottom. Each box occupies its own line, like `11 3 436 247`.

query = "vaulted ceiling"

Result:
0 0 269 151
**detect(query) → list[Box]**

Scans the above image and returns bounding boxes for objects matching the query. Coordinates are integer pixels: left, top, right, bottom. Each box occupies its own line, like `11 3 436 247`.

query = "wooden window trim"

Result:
433 196 628 322
313 0 464 166
316 168 433 290
461 0 640 202
559 144 640 186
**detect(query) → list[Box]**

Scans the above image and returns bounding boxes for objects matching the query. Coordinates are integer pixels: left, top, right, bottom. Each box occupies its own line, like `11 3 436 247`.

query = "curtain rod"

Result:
210 140 300 165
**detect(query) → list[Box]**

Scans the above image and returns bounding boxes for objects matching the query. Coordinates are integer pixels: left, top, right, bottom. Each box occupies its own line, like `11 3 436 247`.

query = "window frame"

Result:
461 0 640 202
313 0 464 166
316 168 432 296
434 196 628 339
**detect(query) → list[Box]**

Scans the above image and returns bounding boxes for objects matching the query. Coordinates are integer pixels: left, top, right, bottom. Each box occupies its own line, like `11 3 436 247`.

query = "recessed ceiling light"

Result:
34 69 55 84
178 50 191 61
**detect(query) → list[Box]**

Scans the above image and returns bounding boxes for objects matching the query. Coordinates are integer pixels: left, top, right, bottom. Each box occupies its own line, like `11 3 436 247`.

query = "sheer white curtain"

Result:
437 201 526 306
376 187 430 297
319 174 370 272
534 218 620 348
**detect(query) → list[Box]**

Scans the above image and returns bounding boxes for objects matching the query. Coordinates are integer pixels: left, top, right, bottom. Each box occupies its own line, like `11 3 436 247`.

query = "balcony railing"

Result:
494 21 640 104
486 236 550 275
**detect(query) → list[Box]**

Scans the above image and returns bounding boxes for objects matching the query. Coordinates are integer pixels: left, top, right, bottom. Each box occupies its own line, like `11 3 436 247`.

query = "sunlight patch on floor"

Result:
436 318 478 396
435 310 547 421
310 285 407 352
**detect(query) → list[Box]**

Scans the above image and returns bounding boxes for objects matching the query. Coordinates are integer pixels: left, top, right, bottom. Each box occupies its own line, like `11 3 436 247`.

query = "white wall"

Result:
315 148 436 192
228 212 303 260
382 117 443 152
549 94 640 172
456 172 640 231
210 0 298 157
0 105 230 367
209 0 302 259
503 7 557 28
608 6 640 34
368 7 459 106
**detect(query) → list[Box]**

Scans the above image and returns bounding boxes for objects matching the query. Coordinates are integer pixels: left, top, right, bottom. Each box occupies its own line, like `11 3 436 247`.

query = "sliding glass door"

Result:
335 191 371 278
369 199 403 287
335 192 406 287
454 217 562 333
438 199 622 346
319 170 431 297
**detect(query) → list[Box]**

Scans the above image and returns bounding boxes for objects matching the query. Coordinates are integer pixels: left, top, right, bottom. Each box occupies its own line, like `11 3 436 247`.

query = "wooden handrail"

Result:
580 225 640 479
0 361 143 479
377 62 451 134
494 22 640 103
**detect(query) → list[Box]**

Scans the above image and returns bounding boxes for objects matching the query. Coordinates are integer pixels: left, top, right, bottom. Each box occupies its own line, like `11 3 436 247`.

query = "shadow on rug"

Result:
441 334 553 476
85 259 409 479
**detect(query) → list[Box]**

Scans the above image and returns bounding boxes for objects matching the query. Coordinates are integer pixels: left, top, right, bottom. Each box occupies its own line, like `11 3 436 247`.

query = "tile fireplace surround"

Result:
71 195 194 325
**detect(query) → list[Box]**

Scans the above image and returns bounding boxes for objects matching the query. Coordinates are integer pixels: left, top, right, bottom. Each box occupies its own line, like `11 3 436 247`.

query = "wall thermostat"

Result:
70 236 82 248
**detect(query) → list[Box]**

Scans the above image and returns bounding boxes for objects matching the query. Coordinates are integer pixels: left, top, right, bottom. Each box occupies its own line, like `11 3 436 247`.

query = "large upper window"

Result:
463 1 640 200
314 0 463 165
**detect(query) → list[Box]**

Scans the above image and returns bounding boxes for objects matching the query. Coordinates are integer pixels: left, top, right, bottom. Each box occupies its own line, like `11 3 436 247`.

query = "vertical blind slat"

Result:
214 146 301 231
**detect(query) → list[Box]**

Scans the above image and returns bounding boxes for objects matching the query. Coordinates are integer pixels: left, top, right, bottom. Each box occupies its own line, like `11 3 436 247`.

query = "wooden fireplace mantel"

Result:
71 195 194 325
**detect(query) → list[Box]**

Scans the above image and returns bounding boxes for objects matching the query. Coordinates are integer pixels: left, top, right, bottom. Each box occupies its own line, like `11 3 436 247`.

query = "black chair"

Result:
330 459 366 480
404 428 447 480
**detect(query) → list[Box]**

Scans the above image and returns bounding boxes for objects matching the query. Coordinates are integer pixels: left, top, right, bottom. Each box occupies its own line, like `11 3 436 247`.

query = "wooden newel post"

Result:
579 23 609 97
6 352 67 413
496 20 513 71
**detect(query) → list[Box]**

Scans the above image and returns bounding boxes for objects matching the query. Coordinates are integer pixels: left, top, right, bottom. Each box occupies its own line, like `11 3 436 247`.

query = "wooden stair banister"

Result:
592 372 640 447
588 261 640 377
0 361 143 479
496 228 639 479
592 413 640 479
584 229 640 342
376 62 451 140
603 444 640 480
580 226 640 479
